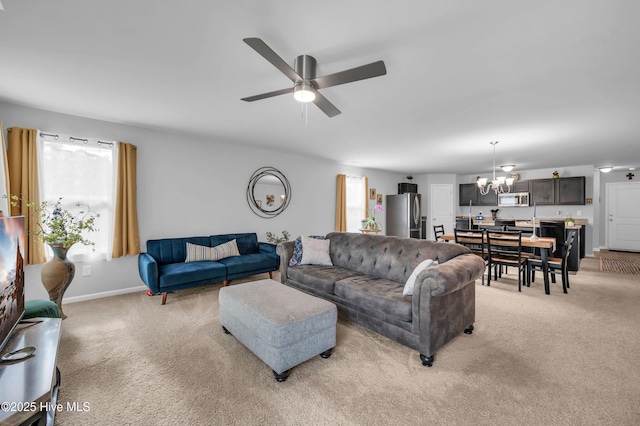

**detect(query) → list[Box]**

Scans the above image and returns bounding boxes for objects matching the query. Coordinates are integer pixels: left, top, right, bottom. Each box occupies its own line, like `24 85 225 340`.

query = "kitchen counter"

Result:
458 217 587 229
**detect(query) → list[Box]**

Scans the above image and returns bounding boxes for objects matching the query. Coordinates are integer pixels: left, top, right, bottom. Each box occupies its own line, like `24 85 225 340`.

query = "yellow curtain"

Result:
364 176 369 219
335 174 347 231
112 142 140 258
7 127 46 264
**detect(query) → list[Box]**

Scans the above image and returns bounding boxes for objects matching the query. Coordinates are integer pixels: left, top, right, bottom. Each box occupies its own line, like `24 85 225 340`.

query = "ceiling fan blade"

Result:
241 87 293 102
312 91 341 117
313 60 387 89
243 38 301 83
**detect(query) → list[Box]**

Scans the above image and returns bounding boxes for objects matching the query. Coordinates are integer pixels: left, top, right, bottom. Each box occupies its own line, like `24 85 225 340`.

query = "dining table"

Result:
440 232 557 295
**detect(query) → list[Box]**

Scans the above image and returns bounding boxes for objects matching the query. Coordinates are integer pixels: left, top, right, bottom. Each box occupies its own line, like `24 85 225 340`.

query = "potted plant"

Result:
362 204 383 232
265 230 290 244
8 195 99 318
564 217 575 227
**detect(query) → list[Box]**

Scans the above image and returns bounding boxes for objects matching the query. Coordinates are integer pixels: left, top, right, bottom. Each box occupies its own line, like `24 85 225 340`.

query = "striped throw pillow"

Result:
185 240 240 262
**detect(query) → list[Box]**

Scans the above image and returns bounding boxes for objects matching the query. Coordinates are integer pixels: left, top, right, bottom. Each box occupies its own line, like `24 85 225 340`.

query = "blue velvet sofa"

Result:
138 233 280 304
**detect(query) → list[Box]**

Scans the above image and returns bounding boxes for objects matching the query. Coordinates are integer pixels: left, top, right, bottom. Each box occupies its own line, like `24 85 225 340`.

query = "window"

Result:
38 133 116 261
345 175 366 232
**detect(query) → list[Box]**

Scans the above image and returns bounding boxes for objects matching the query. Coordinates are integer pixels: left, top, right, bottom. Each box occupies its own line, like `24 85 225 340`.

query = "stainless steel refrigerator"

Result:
386 193 422 238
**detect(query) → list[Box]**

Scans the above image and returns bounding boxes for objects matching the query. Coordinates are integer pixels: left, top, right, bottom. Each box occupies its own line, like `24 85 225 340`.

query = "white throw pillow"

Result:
403 259 437 296
299 236 333 266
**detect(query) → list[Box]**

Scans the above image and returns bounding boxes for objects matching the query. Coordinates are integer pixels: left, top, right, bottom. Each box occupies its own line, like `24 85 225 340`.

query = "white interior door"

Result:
607 182 640 251
430 184 454 239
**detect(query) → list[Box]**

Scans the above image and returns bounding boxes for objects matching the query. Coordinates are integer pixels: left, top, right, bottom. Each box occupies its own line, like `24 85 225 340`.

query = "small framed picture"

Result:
377 194 383 205
369 188 377 200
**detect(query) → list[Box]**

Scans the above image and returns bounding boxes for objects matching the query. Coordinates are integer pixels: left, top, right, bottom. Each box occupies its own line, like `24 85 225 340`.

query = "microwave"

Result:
498 192 530 207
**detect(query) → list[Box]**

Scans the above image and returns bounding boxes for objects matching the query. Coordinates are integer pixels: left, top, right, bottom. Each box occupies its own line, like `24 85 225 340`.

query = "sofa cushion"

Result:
210 233 258 255
287 265 363 294
289 235 326 266
300 236 332 265
185 240 240 262
334 276 412 322
403 259 437 296
158 261 227 288
147 236 212 265
217 253 276 276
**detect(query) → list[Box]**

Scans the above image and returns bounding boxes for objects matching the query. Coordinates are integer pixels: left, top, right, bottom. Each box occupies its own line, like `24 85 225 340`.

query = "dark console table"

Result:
0 318 62 426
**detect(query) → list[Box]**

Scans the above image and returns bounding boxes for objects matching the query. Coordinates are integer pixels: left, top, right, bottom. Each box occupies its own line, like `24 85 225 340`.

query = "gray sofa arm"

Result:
412 253 485 357
414 253 485 297
276 241 295 283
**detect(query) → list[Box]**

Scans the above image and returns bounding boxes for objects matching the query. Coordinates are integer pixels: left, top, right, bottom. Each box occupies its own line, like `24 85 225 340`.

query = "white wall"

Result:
2 100 621 302
0 101 399 302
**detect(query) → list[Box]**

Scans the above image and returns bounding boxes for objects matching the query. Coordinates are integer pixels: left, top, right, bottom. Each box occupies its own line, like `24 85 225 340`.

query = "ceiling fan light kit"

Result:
241 37 387 117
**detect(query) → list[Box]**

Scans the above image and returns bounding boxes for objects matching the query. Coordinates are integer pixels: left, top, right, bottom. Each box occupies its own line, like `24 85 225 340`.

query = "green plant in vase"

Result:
8 195 99 318
266 230 290 244
362 204 383 231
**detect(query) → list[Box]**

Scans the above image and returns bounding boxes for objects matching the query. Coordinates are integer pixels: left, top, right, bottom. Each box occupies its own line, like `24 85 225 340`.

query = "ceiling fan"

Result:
241 38 387 117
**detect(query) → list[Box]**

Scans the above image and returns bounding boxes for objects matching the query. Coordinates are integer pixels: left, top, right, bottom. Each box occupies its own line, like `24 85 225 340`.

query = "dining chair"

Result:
494 219 516 228
486 229 528 291
528 229 576 294
540 220 566 258
455 217 476 230
433 224 445 241
454 228 487 284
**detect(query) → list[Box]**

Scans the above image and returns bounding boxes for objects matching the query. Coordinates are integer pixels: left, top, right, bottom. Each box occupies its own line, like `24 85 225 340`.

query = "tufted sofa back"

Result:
325 232 471 284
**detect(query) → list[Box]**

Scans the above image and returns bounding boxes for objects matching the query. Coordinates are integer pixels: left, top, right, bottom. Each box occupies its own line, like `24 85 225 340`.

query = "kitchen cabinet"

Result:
513 180 529 192
458 183 497 206
555 177 585 205
530 179 556 205
459 183 477 206
529 177 585 206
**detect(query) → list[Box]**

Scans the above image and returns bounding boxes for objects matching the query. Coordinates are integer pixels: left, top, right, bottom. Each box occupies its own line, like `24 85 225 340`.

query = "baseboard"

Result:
63 285 148 304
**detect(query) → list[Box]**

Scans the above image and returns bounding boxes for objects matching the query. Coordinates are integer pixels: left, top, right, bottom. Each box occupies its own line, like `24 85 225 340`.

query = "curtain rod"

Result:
39 132 114 147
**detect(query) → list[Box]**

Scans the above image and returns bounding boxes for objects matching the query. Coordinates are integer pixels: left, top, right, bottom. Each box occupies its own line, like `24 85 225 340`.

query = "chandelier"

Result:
477 141 515 195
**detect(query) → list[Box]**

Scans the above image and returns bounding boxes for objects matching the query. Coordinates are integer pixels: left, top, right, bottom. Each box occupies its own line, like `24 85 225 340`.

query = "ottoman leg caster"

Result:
222 326 231 335
464 325 474 335
420 354 434 367
273 369 291 382
320 348 333 359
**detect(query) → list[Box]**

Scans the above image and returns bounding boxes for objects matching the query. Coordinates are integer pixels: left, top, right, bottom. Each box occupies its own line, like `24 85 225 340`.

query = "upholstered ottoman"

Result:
219 279 337 382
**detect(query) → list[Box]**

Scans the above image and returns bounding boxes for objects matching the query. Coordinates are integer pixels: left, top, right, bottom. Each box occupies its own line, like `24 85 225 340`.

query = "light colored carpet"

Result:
54 258 640 425
599 257 640 275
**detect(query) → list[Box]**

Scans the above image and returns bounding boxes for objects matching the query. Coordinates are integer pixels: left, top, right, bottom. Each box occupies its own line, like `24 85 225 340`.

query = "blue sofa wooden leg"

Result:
162 292 168 305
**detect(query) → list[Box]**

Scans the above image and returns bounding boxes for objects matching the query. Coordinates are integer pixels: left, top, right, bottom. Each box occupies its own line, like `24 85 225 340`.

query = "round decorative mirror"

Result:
247 167 291 218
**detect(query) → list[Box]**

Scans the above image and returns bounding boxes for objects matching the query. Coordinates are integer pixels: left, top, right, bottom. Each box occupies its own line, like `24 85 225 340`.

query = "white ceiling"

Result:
1 0 638 175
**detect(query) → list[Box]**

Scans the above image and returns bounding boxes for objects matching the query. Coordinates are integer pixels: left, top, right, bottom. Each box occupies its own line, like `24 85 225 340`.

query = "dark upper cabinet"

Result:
459 183 498 206
513 180 529 193
555 177 585 205
478 188 498 206
459 183 477 206
530 176 586 206
530 179 556 205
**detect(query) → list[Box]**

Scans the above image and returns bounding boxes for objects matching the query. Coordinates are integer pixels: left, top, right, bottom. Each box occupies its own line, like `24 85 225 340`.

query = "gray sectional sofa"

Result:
276 232 485 366
139 233 279 305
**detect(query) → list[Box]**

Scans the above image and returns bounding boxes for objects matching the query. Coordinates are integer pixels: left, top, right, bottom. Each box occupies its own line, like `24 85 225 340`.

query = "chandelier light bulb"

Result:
478 141 514 195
